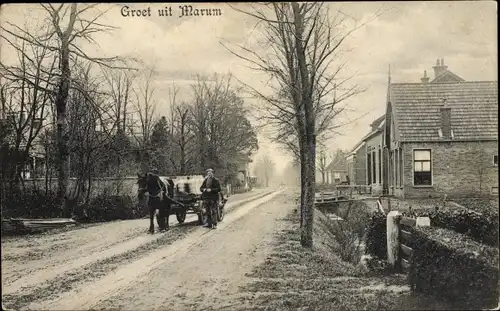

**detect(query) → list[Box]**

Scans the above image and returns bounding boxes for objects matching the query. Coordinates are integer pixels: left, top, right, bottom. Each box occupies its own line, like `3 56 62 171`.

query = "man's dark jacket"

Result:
200 177 221 201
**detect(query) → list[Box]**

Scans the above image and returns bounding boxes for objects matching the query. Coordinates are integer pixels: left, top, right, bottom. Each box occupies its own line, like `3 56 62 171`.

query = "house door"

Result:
382 148 389 195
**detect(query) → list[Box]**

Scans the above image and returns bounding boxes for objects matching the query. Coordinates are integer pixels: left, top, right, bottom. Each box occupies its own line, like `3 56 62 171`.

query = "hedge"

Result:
408 226 499 309
83 195 136 222
2 189 60 219
365 211 387 260
2 189 140 224
401 207 499 247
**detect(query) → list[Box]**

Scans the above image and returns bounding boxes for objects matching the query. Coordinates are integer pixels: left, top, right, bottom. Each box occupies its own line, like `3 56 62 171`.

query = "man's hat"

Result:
151 168 160 175
206 168 214 173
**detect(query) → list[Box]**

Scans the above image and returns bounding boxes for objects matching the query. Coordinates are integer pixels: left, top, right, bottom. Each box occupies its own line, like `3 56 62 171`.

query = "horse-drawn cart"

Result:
161 175 227 225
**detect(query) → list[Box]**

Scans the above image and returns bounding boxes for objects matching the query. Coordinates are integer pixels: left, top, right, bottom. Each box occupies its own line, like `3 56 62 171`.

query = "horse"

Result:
137 173 177 234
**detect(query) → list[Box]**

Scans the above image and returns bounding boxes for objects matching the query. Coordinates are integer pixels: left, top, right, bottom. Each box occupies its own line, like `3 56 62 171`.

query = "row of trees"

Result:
225 3 380 247
1 4 257 217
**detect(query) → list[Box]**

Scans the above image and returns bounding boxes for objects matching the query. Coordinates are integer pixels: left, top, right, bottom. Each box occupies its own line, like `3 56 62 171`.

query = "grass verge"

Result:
233 208 454 311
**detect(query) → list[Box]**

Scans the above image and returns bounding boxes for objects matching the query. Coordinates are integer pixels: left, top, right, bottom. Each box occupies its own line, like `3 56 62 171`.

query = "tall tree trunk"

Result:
56 42 72 217
302 135 316 248
292 2 315 248
54 3 77 218
299 138 306 228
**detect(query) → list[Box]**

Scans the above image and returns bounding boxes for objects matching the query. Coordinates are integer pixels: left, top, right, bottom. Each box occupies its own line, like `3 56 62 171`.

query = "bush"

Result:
2 189 60 219
401 207 499 247
85 195 135 222
365 211 387 260
327 202 371 264
408 226 499 309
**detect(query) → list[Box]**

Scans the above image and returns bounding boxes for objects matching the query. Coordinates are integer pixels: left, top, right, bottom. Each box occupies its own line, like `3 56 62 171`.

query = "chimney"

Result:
421 70 429 83
440 98 452 139
432 58 448 79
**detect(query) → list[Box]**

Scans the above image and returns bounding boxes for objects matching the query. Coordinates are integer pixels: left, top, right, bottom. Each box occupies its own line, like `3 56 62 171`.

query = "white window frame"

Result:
412 148 433 187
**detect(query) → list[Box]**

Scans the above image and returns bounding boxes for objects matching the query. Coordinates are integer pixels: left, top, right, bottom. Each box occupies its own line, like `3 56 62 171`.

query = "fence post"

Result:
386 210 402 269
416 216 431 227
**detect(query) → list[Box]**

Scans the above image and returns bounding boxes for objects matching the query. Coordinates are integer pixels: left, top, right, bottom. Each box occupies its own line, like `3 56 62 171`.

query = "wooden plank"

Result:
400 244 413 257
401 258 411 273
400 216 416 227
400 229 412 244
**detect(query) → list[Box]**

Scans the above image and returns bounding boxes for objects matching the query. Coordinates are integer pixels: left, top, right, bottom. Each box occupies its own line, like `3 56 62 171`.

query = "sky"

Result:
1 2 497 176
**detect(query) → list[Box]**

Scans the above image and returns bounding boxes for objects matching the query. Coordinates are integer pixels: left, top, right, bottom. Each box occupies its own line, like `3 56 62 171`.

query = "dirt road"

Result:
1 189 272 309
2 189 292 310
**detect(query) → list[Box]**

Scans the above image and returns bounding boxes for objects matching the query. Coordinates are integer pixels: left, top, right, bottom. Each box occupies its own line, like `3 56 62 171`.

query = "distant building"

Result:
342 114 385 195
326 150 348 184
345 140 366 186
364 115 386 195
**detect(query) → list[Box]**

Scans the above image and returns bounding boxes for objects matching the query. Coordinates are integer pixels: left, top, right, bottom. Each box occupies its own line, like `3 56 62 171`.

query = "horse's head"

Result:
137 173 148 200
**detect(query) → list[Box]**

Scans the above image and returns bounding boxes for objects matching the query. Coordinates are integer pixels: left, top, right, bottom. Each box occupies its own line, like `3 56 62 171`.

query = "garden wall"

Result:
408 226 499 309
365 201 500 309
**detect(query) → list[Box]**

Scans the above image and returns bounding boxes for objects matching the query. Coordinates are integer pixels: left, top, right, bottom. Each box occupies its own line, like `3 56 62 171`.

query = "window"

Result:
494 155 498 166
378 148 382 185
413 149 432 186
398 148 403 187
394 150 398 187
372 151 377 184
367 153 372 184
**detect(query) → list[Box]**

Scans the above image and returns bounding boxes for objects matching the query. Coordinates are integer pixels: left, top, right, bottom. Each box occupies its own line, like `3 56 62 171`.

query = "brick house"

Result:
326 150 348 184
364 115 386 195
343 115 385 195
383 59 498 198
345 140 366 185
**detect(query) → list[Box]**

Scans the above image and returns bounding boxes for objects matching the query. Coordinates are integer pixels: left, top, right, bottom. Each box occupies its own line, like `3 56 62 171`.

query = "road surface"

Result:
2 188 292 310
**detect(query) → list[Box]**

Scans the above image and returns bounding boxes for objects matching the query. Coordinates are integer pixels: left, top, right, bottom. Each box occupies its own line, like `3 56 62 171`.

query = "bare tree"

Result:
102 67 135 134
1 4 129 216
255 154 276 187
0 23 57 191
190 74 258 181
166 83 197 174
316 145 330 185
131 66 159 165
67 61 111 204
169 102 196 175
223 3 381 247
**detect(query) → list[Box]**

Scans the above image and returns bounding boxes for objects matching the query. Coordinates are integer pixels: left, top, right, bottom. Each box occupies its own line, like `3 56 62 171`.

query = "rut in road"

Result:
1 189 271 298
26 190 286 311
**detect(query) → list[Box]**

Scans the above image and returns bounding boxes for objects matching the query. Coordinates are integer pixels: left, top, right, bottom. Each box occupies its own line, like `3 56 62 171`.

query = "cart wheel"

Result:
217 205 224 222
198 211 207 225
197 201 207 225
176 211 186 224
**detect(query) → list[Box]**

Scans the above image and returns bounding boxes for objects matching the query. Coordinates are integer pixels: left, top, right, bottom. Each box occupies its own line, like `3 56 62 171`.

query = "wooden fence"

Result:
396 216 417 274
386 211 430 273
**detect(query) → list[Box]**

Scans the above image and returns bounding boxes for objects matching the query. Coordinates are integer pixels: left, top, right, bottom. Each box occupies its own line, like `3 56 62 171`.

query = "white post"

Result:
386 210 401 268
416 216 430 227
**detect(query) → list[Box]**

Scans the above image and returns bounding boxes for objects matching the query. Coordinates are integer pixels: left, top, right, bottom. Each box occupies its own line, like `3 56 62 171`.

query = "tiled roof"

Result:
347 140 365 156
431 70 465 84
389 81 498 141
369 115 385 130
326 151 347 171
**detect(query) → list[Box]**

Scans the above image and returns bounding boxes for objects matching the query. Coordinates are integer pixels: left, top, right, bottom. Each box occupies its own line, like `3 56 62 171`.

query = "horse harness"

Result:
139 177 168 200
